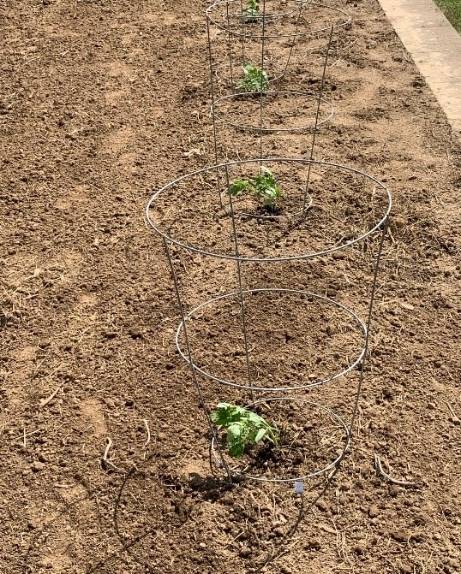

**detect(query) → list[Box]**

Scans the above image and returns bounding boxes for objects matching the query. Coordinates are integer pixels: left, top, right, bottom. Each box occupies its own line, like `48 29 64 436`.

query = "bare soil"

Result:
0 1 460 574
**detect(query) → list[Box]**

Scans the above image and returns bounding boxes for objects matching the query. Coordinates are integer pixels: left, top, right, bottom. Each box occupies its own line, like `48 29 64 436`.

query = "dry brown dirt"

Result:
0 1 460 573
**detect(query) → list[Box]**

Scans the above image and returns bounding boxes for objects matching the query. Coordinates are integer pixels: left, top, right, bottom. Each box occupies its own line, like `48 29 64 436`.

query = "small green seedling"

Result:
228 167 282 211
211 402 279 458
237 64 269 93
241 0 260 22
251 168 281 208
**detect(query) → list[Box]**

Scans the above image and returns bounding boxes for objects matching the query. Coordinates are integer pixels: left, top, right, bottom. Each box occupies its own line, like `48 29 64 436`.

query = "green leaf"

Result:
216 402 235 412
228 423 243 438
254 428 267 443
228 441 245 458
247 411 265 426
228 179 250 197
251 167 281 208
211 402 279 459
211 403 241 426
242 0 259 20
237 64 268 93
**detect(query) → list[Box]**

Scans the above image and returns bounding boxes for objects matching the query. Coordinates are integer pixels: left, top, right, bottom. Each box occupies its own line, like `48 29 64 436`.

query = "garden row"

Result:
145 0 392 488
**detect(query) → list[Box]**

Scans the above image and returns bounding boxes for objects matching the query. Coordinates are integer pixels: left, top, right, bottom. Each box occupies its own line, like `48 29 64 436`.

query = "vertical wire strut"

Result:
206 14 224 208
162 237 232 481
302 24 334 213
226 1 234 86
240 0 246 66
225 167 254 398
258 0 267 160
280 0 306 79
350 218 389 436
254 466 338 573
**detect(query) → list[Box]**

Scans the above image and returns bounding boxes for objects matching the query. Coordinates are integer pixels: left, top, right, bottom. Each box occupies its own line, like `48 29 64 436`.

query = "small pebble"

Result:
315 499 328 512
368 505 379 518
389 485 400 497
31 461 45 472
391 529 409 542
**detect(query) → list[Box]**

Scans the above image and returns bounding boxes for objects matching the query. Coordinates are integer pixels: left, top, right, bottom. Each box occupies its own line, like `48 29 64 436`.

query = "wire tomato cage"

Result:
206 0 351 92
146 156 392 484
206 0 350 172
143 3 392 570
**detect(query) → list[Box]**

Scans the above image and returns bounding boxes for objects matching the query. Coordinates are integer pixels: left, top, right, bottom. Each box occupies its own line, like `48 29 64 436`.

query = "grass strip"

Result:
434 0 461 33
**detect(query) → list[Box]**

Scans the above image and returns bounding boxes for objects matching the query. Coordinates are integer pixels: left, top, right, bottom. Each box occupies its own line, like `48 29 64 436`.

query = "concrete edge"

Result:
377 0 461 138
